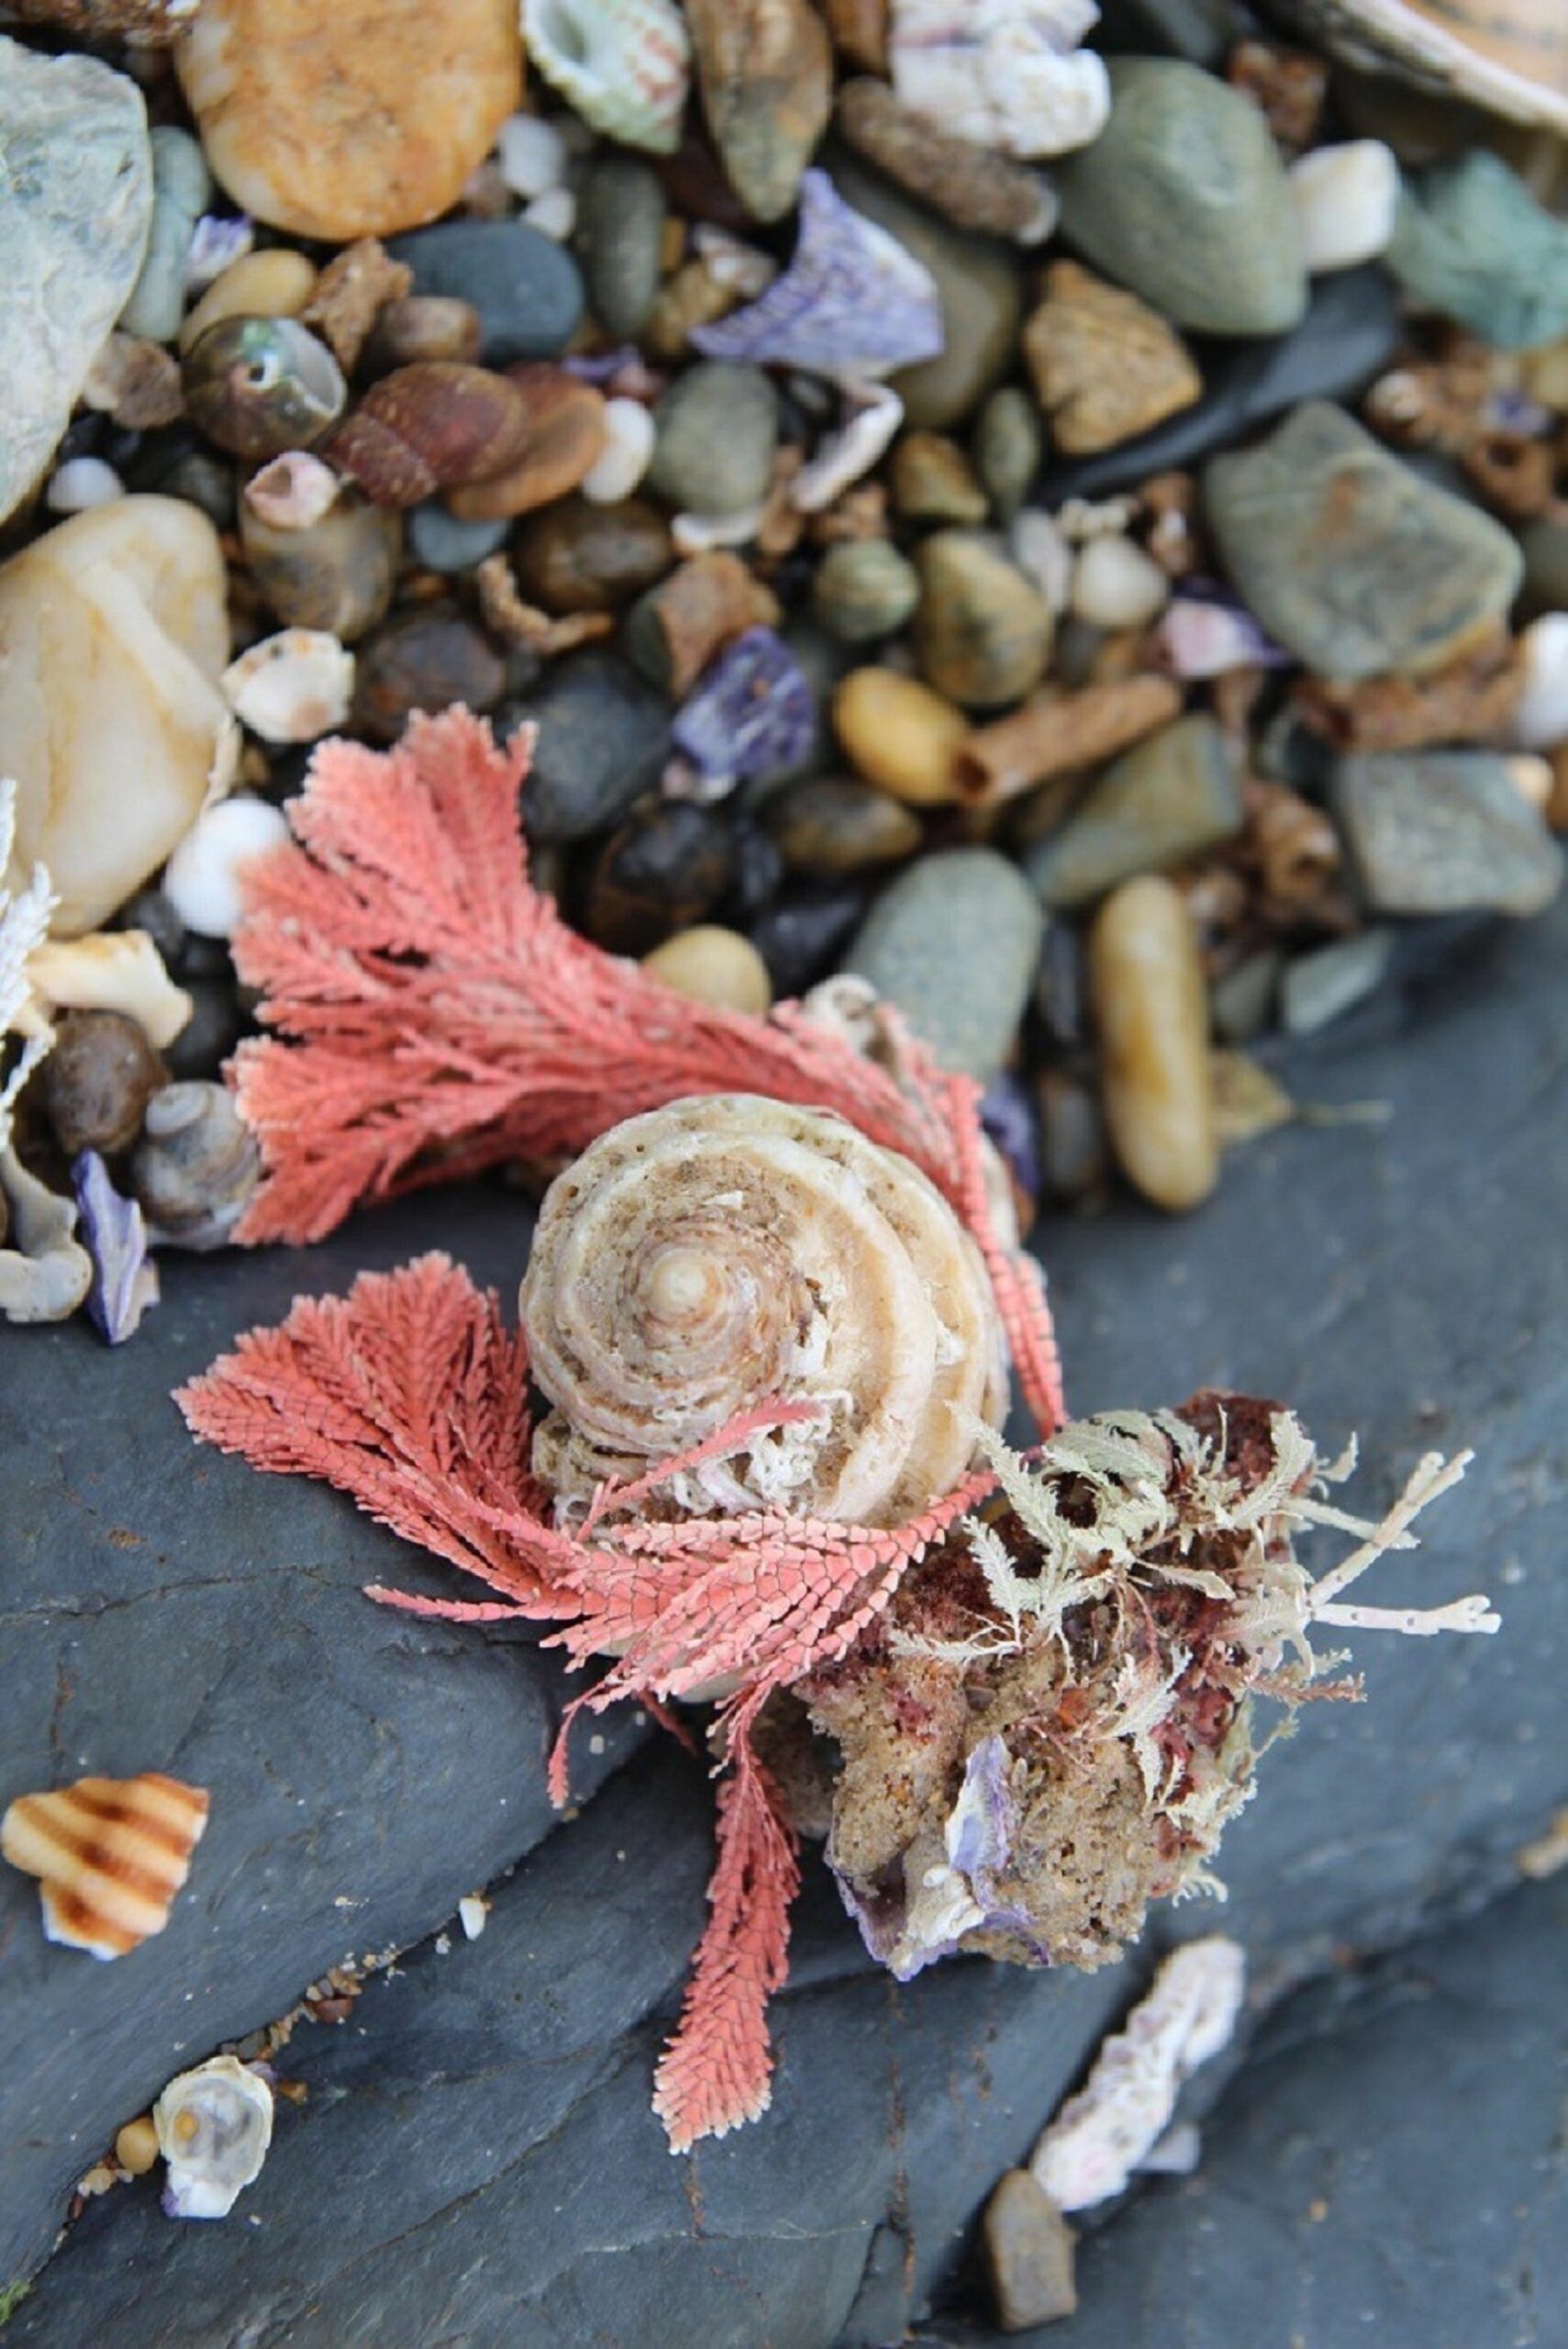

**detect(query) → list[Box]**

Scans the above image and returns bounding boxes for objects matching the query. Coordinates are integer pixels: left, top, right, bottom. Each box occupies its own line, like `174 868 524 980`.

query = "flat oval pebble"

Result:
1385 151 1568 351
640 926 773 1017
512 495 673 614
1330 750 1564 918
177 0 523 240
1089 874 1218 1212
812 541 921 645
765 776 923 876
1288 139 1401 274
350 607 506 742
833 668 970 807
580 399 657 507
584 801 734 956
575 159 667 341
845 847 1044 1080
647 362 779 518
387 220 585 366
1055 57 1307 340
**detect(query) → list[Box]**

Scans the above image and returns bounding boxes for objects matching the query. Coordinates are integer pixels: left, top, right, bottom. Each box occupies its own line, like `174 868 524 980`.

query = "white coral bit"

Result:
1290 1437 1497 1639
0 777 58 1157
1030 1936 1246 2210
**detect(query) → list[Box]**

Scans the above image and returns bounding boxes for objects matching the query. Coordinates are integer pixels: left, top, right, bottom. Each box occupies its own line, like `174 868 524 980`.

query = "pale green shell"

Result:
521 0 691 155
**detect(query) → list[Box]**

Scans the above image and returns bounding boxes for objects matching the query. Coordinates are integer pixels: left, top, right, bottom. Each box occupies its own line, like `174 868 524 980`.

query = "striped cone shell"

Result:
1 1773 209 1959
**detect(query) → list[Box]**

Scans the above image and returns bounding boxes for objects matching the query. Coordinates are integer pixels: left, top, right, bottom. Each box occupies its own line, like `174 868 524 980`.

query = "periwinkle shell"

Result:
183 316 348 461
130 1082 261 1251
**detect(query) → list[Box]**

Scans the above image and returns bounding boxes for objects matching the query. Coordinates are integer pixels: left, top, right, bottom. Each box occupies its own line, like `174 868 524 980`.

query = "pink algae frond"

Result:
177 1253 1000 2149
227 707 1063 1435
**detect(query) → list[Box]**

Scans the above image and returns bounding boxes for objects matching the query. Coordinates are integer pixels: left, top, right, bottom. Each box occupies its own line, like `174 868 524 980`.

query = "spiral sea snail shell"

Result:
519 1095 1007 1528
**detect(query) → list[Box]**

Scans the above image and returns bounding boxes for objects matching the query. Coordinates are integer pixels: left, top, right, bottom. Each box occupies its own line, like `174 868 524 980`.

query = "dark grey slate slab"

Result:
4 896 1564 2341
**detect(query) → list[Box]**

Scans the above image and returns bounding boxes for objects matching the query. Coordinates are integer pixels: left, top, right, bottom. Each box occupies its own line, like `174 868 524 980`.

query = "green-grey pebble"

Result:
765 776 922 875
1331 750 1564 918
119 126 209 344
829 156 1022 429
1280 929 1393 1035
914 529 1053 709
574 158 666 340
241 495 400 642
646 361 778 517
1385 153 1568 351
1025 714 1243 909
1518 514 1568 621
845 847 1045 1079
1055 57 1307 338
1204 400 1522 681
811 540 920 643
973 388 1043 519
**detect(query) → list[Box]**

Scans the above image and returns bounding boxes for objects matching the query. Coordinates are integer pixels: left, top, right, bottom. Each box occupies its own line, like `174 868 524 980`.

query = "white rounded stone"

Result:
1287 140 1401 274
1509 613 1568 751
496 111 569 198
580 397 657 505
522 184 576 241
163 796 291 938
1009 509 1074 615
1069 534 1170 631
45 457 126 516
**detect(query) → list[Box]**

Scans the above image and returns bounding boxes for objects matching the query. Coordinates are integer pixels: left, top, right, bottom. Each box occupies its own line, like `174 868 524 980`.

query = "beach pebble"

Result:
831 158 1022 431
647 362 779 518
641 926 773 1016
1090 874 1218 1212
584 802 734 956
0 37 153 525
1205 401 1521 680
845 847 1043 1080
891 433 989 524
406 502 511 574
388 218 584 365
983 2171 1078 2333
351 608 506 742
0 498 237 937
46 458 126 517
1508 615 1568 751
1331 751 1564 918
685 0 832 224
1024 261 1202 456
115 2117 161 2178
811 540 921 644
1288 140 1400 273
1038 1066 1105 1200
765 776 922 876
1055 58 1306 339
177 0 523 240
162 796 291 938
1280 929 1394 1035
574 159 667 340
523 187 577 243
836 75 1058 245
580 399 658 506
973 387 1044 520
178 247 319 354
512 495 673 613
517 651 672 842
1069 534 1170 630
120 127 210 345
914 530 1053 710
241 494 400 642
497 114 570 201
1026 715 1243 911
1385 152 1568 351
363 295 484 374
222 629 354 744
833 667 969 807
750 883 868 996
41 1012 167 1159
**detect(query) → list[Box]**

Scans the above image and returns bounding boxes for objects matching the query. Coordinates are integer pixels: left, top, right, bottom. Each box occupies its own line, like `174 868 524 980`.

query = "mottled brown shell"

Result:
328 361 535 507
519 1093 1007 1527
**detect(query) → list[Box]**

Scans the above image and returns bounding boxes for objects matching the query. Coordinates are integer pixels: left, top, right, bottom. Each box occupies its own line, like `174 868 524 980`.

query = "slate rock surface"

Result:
0 38 153 525
5 897 1565 2341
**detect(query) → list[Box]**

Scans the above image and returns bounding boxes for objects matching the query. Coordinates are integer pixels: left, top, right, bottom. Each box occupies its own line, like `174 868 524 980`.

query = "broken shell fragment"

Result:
222 629 355 744
0 1146 94 1325
1 1773 209 1958
154 2055 273 2220
887 0 1111 159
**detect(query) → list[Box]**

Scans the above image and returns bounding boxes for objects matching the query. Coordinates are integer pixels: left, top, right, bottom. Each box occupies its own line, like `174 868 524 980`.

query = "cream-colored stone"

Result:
177 0 523 241
833 666 970 807
0 499 238 938
1089 875 1218 1213
178 247 318 355
641 926 773 1016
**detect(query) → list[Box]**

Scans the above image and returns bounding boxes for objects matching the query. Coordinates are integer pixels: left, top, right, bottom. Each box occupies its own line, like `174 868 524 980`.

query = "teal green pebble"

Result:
1385 153 1568 351
119 127 210 344
1054 57 1307 338
1025 714 1243 910
844 847 1045 1080
574 158 666 341
1205 400 1522 680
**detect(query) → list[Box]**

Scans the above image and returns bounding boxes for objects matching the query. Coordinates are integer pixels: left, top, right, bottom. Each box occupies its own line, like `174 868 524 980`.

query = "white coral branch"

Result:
0 778 58 1159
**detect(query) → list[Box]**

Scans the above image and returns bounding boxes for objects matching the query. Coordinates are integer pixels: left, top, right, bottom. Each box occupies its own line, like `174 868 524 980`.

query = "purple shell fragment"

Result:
981 1074 1041 1201
672 628 817 785
691 171 943 384
71 1151 160 1344
1154 575 1293 679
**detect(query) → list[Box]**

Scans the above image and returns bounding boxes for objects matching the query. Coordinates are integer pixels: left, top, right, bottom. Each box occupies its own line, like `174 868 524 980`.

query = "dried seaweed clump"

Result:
802 1393 1493 1978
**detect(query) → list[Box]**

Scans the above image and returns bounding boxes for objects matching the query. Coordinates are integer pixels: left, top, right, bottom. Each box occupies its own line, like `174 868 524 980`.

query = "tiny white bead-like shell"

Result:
154 2055 273 2220
163 796 291 938
519 1094 1007 1528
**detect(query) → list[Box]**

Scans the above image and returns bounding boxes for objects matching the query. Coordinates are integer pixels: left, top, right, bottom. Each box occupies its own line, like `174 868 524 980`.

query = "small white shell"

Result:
580 397 657 505
243 451 339 532
792 383 904 513
163 796 291 940
1287 140 1401 274
496 112 571 199
222 629 354 745
1508 613 1568 752
521 0 692 155
154 2055 273 2221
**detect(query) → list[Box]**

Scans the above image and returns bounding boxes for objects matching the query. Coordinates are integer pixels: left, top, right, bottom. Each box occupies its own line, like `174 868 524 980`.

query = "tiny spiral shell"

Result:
519 1095 1006 1527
